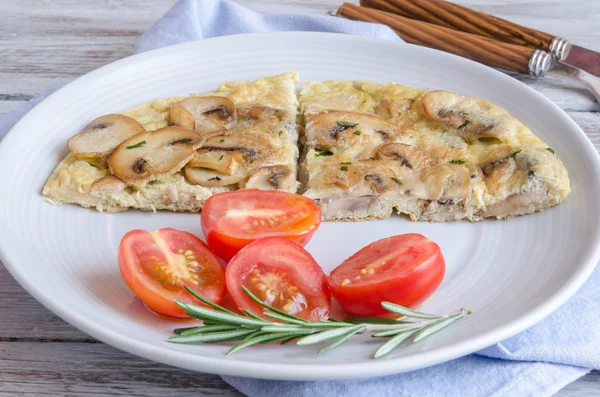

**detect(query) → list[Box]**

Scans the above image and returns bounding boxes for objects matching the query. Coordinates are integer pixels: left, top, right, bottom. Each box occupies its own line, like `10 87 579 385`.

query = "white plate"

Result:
1 32 599 381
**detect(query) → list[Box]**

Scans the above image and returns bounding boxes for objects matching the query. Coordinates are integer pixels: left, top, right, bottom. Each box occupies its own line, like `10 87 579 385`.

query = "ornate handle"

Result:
359 0 556 51
337 3 535 74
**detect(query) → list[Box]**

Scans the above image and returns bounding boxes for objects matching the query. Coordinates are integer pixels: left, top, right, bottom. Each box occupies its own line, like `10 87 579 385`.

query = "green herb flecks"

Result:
337 120 359 128
448 159 465 164
546 147 555 154
341 162 352 165
392 177 403 186
353 130 362 136
505 150 521 160
126 140 146 149
458 120 470 129
340 166 349 171
315 150 333 157
169 286 470 359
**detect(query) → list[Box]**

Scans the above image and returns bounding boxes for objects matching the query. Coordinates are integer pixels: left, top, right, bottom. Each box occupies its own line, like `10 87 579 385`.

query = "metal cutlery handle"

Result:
359 0 570 60
337 3 535 74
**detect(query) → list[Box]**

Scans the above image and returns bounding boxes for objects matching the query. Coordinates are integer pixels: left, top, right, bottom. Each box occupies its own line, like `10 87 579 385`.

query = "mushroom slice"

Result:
184 166 244 187
376 143 428 170
188 151 239 175
375 143 470 200
90 175 127 193
68 114 145 158
201 133 278 167
305 110 404 154
480 147 567 218
170 96 235 133
482 191 543 218
309 163 364 193
514 147 567 188
108 127 203 186
374 99 414 120
236 105 288 122
421 91 516 141
244 165 295 191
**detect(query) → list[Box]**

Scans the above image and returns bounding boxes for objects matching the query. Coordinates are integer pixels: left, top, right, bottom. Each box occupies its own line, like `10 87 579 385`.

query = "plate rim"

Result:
1 31 599 380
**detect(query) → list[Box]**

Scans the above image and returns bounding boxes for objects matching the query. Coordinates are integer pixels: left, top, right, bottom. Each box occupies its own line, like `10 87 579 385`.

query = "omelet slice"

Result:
42 72 300 213
299 80 570 222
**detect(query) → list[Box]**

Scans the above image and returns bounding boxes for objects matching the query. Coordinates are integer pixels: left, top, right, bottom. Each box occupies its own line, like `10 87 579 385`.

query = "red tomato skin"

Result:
118 228 227 318
204 228 317 263
225 237 331 321
200 189 321 262
328 234 445 317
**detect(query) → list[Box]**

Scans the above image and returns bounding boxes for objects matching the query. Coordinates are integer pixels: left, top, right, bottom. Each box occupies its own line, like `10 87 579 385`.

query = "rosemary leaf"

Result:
242 286 308 322
228 332 306 355
169 329 255 344
412 311 468 343
173 326 199 335
184 286 237 314
244 330 269 341
177 301 267 327
180 325 239 336
280 335 304 345
297 325 363 346
263 311 307 325
242 309 269 322
318 326 365 354
258 330 315 345
346 317 401 325
374 331 416 358
372 325 423 338
380 302 443 320
261 325 314 333
304 321 353 328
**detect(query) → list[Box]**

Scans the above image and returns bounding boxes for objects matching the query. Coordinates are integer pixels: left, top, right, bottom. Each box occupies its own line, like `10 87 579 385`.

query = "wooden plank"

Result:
0 342 242 397
0 0 598 110
558 370 600 396
0 340 596 396
0 101 27 117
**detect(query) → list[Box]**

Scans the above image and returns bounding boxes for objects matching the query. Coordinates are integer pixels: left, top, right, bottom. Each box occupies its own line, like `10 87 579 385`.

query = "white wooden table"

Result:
1 1 599 395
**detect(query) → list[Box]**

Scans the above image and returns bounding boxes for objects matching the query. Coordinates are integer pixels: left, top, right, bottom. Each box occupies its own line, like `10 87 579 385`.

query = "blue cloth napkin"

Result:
1 1 598 395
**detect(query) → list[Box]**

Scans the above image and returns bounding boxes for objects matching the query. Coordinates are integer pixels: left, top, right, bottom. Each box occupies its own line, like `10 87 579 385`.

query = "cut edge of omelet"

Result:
298 80 571 222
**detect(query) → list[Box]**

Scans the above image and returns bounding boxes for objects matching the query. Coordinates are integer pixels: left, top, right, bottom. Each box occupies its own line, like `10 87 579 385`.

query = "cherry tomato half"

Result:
328 234 445 317
118 228 226 318
201 189 321 261
226 237 330 321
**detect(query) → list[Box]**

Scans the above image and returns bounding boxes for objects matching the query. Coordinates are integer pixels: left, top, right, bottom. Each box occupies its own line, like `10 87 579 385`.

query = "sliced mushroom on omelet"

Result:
305 110 407 158
170 96 235 133
68 114 145 159
108 127 203 187
419 90 517 142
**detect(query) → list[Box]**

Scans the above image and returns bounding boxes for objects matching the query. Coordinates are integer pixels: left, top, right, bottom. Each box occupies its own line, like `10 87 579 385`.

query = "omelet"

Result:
43 73 570 221
299 80 570 221
42 72 300 213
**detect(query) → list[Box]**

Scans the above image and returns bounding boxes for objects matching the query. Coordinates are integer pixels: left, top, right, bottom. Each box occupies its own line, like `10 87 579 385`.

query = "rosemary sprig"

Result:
168 288 471 359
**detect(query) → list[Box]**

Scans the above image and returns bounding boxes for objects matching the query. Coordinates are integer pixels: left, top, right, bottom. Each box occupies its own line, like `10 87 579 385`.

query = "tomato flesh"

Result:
226 237 330 321
118 228 226 318
328 234 445 317
201 189 321 261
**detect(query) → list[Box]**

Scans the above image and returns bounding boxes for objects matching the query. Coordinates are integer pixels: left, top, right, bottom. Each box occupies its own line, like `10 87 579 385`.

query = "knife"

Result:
359 0 600 77
335 3 600 101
